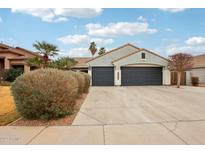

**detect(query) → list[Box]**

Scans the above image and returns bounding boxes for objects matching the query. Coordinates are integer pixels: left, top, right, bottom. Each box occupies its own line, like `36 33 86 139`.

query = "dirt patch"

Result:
10 94 87 126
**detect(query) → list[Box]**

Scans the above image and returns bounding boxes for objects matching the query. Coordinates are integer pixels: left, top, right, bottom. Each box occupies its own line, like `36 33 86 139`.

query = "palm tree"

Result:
89 42 97 57
49 56 77 70
26 56 42 68
98 47 106 55
33 41 59 68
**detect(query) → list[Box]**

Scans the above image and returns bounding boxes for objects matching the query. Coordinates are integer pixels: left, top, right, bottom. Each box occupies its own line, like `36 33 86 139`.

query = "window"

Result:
141 52 146 59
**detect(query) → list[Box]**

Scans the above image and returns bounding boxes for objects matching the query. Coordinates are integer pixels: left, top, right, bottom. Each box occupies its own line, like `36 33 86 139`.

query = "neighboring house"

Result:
186 54 205 86
71 57 91 73
0 43 41 80
87 43 170 86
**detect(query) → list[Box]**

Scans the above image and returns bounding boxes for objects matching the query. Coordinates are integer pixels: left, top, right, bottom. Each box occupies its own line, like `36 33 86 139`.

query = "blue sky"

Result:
0 8 205 57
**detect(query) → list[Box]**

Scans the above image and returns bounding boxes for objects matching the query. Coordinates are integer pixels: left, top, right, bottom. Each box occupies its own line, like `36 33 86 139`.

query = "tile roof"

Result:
0 43 41 57
72 57 92 68
193 54 205 68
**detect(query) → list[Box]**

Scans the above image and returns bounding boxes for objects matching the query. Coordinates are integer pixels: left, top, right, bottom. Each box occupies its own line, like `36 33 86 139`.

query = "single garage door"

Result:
121 67 162 86
92 67 114 86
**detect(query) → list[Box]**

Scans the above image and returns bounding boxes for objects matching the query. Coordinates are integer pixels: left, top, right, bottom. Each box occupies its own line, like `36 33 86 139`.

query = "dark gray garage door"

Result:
121 67 162 86
92 67 114 86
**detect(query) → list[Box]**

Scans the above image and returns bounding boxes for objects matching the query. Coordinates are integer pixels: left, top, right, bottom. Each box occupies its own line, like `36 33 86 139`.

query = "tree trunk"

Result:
177 71 181 88
43 55 48 68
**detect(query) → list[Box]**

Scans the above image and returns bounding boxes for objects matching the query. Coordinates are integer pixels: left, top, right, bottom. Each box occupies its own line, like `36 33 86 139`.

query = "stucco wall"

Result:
0 52 33 72
186 71 192 86
0 52 20 69
191 68 205 84
88 67 92 85
113 50 168 67
115 66 121 86
163 68 171 85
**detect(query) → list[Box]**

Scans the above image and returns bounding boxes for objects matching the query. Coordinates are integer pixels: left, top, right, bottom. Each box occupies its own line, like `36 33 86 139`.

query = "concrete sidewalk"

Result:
1 120 205 144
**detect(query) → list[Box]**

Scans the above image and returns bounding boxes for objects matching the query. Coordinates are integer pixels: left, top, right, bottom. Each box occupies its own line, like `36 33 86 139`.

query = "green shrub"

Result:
80 72 90 93
49 57 77 70
4 68 23 82
11 68 79 120
191 76 199 86
0 81 12 86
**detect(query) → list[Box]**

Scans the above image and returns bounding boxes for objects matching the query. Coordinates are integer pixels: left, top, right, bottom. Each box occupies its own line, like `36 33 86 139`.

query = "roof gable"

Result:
87 43 140 63
0 43 41 58
112 49 168 67
193 54 205 68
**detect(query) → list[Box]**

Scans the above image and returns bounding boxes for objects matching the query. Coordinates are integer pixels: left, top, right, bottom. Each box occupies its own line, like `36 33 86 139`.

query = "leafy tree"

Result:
168 53 193 88
98 47 106 55
89 41 97 56
49 57 77 70
26 56 42 68
33 41 59 68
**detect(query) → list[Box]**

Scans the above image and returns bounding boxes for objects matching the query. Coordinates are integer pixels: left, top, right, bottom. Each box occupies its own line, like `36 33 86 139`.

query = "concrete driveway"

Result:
72 86 205 144
1 86 205 144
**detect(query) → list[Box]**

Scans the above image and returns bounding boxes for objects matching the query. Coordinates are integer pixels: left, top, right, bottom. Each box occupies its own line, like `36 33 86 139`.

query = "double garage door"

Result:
92 67 162 86
121 67 162 86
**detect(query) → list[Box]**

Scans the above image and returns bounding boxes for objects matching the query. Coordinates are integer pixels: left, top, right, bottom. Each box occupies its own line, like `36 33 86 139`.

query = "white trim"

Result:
123 64 162 67
88 67 92 86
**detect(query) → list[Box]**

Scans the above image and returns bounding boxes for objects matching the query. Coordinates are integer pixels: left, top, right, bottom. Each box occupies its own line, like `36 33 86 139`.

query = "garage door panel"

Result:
92 67 114 86
121 67 162 86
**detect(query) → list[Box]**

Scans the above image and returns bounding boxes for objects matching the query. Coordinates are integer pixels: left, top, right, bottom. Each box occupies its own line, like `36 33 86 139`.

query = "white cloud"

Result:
166 43 205 56
137 16 147 22
11 8 102 22
11 8 56 22
54 17 68 23
57 34 113 46
185 37 205 46
86 22 158 37
68 48 91 57
54 8 103 18
165 28 172 32
57 35 90 44
91 38 113 46
165 36 205 56
159 8 186 13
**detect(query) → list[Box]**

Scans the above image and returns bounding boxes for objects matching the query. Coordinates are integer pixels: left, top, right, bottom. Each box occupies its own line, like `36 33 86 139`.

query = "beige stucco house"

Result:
86 43 170 86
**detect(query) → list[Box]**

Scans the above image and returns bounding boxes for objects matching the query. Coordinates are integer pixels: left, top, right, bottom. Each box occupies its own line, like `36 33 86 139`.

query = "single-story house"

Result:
86 43 171 86
186 54 205 86
0 43 41 80
71 57 91 73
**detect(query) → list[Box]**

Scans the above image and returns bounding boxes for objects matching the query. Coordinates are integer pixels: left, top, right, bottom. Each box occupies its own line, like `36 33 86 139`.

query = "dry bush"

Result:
74 72 85 95
11 68 79 120
80 72 90 93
